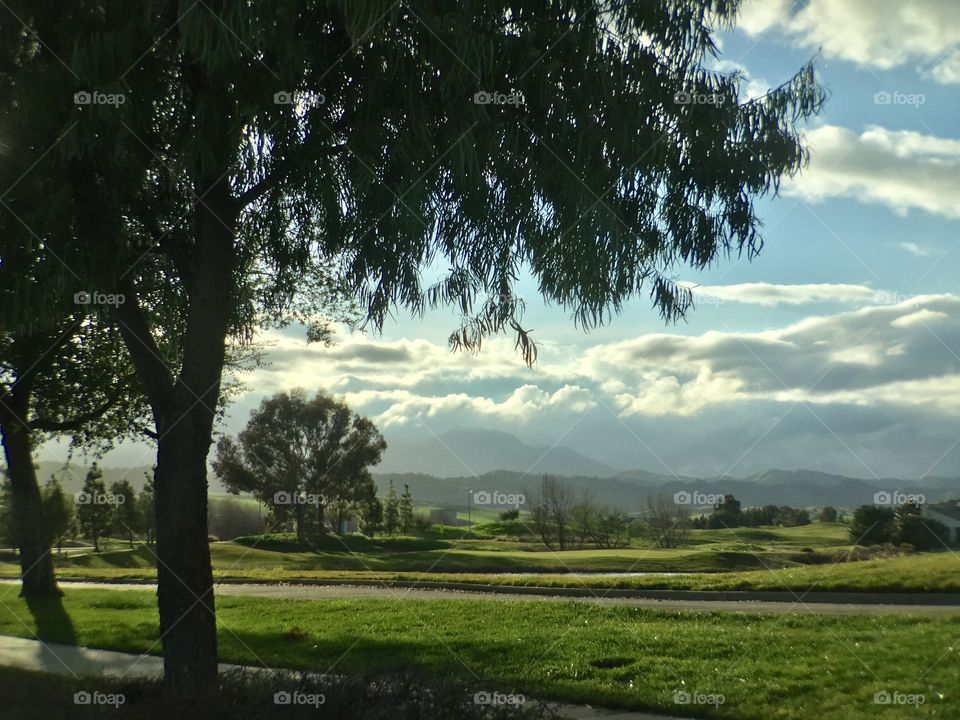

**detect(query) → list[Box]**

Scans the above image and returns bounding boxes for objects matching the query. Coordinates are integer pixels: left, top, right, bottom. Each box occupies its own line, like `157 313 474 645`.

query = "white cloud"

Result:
738 0 960 83
890 309 949 327
250 295 960 428
785 125 960 219
584 295 960 415
710 59 770 100
684 282 877 306
900 242 935 256
350 383 597 428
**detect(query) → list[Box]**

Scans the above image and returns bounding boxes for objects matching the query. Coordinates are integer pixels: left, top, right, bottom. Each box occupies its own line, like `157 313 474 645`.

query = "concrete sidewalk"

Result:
0 635 688 720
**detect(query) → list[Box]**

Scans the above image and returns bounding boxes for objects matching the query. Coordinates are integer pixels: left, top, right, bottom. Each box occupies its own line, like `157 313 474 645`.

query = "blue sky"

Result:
60 0 960 481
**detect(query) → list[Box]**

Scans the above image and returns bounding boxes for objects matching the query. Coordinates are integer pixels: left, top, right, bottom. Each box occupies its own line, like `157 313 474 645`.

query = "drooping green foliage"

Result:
1 0 822 361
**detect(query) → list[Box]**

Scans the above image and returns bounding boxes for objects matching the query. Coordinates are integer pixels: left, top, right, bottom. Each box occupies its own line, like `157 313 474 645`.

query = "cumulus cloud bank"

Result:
738 0 960 83
251 293 960 426
785 126 960 219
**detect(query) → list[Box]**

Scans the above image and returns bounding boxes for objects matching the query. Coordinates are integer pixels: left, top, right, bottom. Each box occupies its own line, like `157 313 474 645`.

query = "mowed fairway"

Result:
0 587 956 719
2 522 957 595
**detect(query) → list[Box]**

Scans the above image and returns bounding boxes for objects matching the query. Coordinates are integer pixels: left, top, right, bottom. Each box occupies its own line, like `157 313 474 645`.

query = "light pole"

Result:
467 488 473 538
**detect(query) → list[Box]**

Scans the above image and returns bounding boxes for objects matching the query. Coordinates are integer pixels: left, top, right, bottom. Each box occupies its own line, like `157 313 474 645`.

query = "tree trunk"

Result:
0 387 60 598
295 502 306 545
153 416 218 695
111 173 235 696
150 178 235 695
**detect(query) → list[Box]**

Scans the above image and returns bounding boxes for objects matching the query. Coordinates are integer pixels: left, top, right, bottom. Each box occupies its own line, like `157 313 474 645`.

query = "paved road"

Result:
0 635 686 720
5 579 959 615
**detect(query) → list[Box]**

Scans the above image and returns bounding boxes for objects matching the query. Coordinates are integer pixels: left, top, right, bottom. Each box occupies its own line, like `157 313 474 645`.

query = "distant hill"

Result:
378 427 617 478
375 467 960 513
22 462 230 495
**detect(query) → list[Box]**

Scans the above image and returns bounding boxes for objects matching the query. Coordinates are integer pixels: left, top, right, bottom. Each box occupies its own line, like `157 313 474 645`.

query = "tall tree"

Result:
76 465 113 552
850 505 895 546
399 484 414 535
42 476 75 554
383 480 400 536
110 479 143 547
213 390 386 544
2 0 823 692
138 473 157 546
0 315 147 596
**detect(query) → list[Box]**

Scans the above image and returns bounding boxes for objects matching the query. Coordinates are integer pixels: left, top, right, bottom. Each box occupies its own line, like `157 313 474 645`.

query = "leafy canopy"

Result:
2 0 822 365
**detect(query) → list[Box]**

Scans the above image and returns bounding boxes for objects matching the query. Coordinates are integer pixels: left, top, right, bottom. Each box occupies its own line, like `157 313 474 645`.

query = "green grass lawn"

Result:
1 524 953 594
0 587 956 719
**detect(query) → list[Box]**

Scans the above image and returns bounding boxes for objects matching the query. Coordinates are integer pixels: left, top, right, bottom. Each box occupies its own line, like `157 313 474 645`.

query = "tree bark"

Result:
0 386 60 597
109 174 236 695
295 502 306 545
151 178 235 695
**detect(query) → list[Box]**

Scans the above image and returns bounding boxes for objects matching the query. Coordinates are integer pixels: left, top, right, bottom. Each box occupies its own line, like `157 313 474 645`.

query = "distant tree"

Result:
708 495 742 529
569 491 596 549
892 503 947 550
41 477 74 554
850 505 895 546
587 507 633 549
359 496 383 537
528 476 573 550
499 508 520 521
383 480 400 536
819 506 838 523
76 466 112 552
213 390 386 544
110 480 142 547
776 506 811 527
399 484 414 535
646 496 690 549
137 473 156 546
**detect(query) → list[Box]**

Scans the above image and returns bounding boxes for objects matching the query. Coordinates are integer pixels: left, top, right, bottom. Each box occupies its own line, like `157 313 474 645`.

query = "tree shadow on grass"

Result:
24 594 77 645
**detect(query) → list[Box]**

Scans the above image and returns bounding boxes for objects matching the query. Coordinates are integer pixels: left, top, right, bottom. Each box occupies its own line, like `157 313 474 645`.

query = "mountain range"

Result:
377 426 618 478
19 429 958 512
373 428 959 511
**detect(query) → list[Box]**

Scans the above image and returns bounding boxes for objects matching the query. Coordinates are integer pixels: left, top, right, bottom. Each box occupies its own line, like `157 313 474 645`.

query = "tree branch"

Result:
112 279 175 418
236 143 347 209
29 388 125 433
